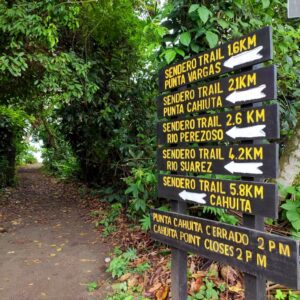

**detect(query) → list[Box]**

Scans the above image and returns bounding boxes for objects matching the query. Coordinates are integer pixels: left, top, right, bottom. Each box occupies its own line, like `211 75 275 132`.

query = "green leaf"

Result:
87 281 98 292
175 48 185 57
125 184 137 195
217 19 229 29
262 0 270 8
164 49 177 64
123 248 137 261
225 11 234 19
157 26 167 38
197 6 211 24
286 210 300 222
179 32 191 46
140 214 151 231
188 4 199 14
290 229 300 240
275 289 286 300
205 31 218 48
190 42 200 53
281 200 300 211
292 219 300 231
286 186 297 194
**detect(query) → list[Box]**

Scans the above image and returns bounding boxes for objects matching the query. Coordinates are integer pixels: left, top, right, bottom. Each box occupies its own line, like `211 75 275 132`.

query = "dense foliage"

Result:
0 106 27 187
0 0 158 186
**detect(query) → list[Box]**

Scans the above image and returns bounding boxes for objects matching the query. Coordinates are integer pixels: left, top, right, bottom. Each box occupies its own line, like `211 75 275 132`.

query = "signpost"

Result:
152 26 299 299
158 175 278 218
159 27 272 92
157 66 276 118
157 144 278 178
151 210 300 289
157 104 279 145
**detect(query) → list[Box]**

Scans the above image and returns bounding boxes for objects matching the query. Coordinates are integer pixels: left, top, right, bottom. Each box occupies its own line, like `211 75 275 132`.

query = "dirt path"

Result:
0 165 111 300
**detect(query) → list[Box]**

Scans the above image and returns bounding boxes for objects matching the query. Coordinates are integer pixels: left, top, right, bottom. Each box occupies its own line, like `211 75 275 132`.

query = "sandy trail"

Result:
0 165 110 300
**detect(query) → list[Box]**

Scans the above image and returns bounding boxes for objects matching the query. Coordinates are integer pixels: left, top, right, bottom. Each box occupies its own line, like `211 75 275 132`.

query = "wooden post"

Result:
170 86 188 300
171 200 187 300
242 64 266 300
243 215 266 300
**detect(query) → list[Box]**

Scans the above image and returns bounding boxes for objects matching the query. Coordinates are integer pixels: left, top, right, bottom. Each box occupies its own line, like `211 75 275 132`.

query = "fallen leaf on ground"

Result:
119 273 131 282
190 277 203 293
228 284 244 293
192 271 207 279
128 275 139 288
32 259 42 264
80 259 96 262
0 227 7 233
208 263 218 278
189 260 196 274
155 286 169 300
220 265 238 284
11 219 22 225
149 282 162 293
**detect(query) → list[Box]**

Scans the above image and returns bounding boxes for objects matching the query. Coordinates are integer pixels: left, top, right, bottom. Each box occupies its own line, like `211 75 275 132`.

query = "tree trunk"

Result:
278 122 300 187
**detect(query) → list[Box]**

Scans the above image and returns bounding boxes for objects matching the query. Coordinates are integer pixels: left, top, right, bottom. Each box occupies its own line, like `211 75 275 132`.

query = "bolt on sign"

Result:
158 27 272 92
152 25 300 299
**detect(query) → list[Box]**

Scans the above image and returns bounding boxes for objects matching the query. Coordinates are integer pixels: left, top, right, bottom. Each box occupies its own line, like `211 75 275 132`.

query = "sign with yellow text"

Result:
157 105 279 145
158 175 278 218
151 210 300 289
159 27 272 92
157 144 278 178
157 66 276 118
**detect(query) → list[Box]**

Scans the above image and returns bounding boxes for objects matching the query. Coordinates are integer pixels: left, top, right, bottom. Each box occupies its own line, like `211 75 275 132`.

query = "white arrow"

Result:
179 190 207 204
226 125 266 139
224 161 263 174
225 84 267 104
223 46 264 69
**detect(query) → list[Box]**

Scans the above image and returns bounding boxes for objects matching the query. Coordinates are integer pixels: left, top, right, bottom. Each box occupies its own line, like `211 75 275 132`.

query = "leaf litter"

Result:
85 198 246 299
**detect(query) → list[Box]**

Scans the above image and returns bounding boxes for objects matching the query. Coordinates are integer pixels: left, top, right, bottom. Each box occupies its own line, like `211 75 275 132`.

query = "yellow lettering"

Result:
268 240 276 252
256 253 267 268
279 243 291 257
